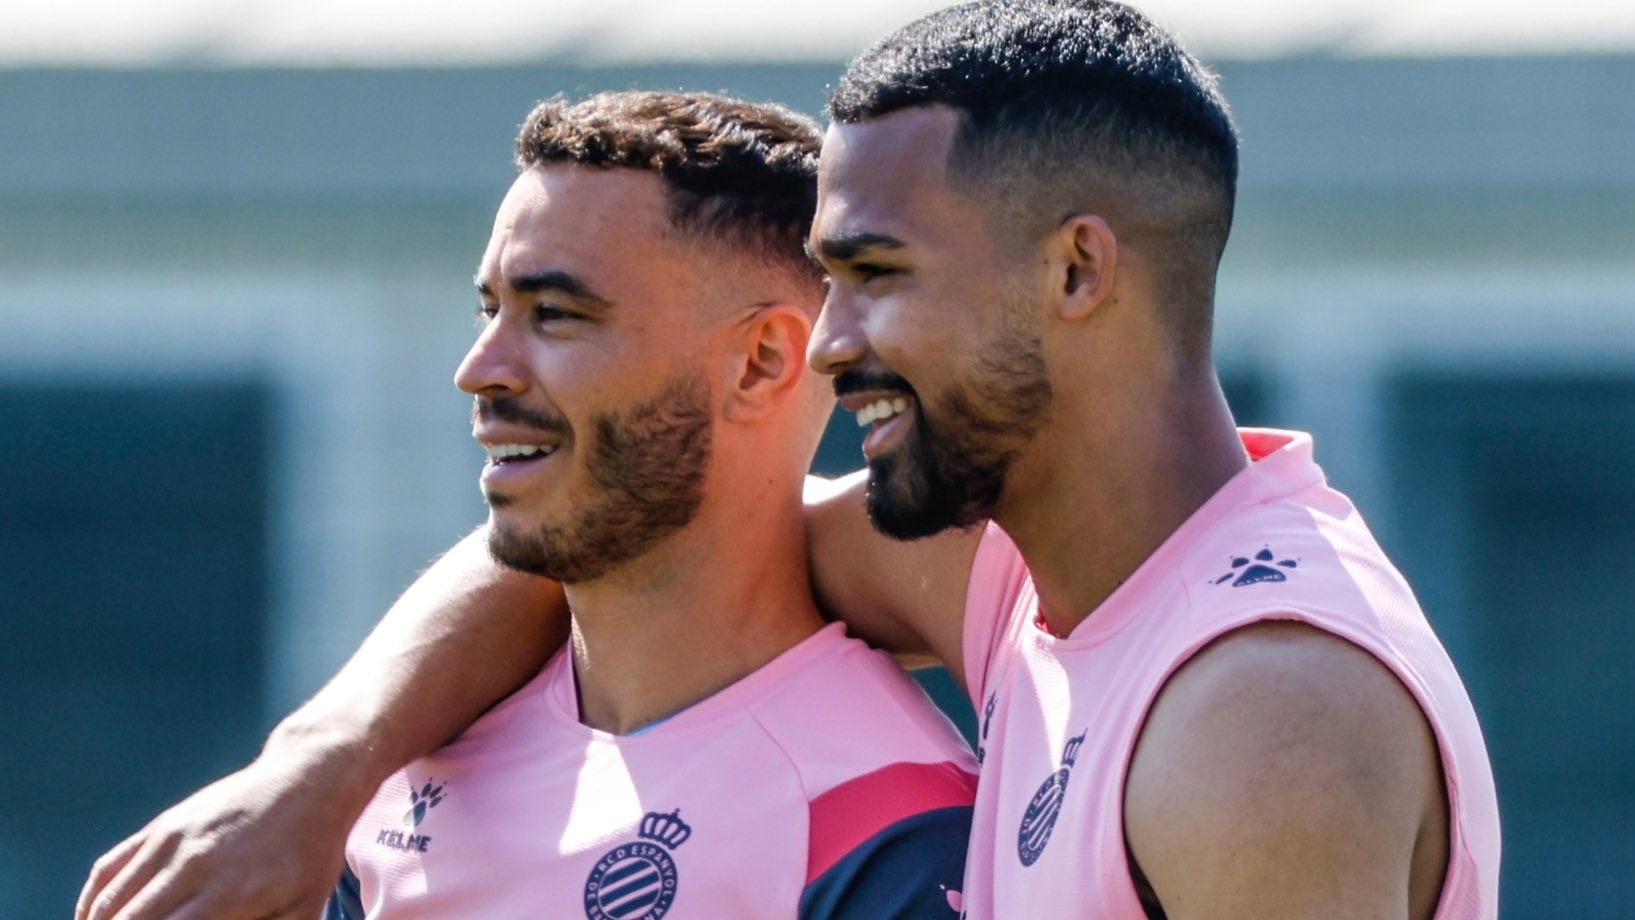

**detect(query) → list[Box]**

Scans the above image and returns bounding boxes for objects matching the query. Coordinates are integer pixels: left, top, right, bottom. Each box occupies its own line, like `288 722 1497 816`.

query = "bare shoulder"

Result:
1125 620 1448 920
803 473 981 684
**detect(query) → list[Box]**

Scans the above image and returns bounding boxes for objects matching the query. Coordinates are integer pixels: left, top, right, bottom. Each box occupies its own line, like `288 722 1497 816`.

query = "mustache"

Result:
472 396 571 435
832 368 916 399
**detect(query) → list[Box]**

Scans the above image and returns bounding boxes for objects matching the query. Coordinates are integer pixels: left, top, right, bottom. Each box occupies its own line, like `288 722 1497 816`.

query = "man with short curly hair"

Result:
322 90 974 918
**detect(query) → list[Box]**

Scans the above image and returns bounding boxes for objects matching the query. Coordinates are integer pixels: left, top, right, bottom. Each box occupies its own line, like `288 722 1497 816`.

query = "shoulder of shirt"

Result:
742 630 977 802
1172 484 1414 625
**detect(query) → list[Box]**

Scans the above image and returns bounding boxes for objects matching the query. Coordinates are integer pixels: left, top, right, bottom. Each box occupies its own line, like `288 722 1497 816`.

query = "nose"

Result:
454 316 528 397
808 285 867 377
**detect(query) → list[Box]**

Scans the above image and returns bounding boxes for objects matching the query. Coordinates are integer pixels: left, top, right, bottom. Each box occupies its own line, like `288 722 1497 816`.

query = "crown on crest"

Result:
639 809 692 850
1061 732 1087 768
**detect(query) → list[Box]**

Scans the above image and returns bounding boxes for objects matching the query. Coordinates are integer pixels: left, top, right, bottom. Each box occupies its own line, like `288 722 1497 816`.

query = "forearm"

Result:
264 526 568 805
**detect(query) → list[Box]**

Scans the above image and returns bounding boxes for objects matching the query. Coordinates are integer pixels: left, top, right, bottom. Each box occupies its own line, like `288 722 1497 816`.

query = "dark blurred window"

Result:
0 379 271 916
1391 372 1635 918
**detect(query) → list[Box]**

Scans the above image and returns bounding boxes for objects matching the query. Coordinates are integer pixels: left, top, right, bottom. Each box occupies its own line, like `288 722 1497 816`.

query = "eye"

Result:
854 263 899 283
534 303 577 324
474 302 498 326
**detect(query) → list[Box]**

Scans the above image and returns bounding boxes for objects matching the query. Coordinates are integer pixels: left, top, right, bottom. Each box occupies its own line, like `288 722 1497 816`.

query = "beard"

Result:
483 371 712 583
854 318 1052 541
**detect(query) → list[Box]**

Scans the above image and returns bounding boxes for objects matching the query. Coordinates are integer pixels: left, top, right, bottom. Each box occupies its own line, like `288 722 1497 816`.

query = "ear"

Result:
1052 214 1117 321
722 304 813 423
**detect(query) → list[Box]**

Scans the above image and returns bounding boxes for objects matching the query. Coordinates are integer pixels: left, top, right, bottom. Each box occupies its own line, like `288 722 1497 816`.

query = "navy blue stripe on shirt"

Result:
799 804 972 919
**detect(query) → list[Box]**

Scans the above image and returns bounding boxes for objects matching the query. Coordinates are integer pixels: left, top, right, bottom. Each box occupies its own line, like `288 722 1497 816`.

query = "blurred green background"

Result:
3 28 1633 920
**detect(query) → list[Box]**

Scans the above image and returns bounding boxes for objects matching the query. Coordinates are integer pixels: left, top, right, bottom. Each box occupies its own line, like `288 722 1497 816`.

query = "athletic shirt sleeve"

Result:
960 522 1030 712
797 761 977 919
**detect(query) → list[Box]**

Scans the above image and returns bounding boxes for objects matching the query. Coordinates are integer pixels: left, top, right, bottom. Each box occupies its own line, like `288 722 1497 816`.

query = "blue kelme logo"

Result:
375 779 446 854
1213 547 1298 587
403 780 446 828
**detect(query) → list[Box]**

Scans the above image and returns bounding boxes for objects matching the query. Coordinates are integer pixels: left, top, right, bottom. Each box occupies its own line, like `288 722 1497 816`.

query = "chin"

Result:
865 457 953 541
483 505 536 551
484 516 552 577
485 511 520 549
866 439 1002 541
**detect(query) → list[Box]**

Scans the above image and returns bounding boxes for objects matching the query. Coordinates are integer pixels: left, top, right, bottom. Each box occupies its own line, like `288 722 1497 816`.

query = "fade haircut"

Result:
828 0 1239 358
516 90 823 287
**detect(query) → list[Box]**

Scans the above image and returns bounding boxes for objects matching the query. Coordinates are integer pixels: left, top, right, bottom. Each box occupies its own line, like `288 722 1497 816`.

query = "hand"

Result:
76 743 369 920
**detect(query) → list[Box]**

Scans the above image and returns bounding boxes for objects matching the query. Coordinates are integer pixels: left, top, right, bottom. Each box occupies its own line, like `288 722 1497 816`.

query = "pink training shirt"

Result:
958 429 1500 919
338 622 976 919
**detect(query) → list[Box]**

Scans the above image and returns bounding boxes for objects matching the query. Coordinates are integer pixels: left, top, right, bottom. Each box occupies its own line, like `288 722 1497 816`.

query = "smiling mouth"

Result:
848 394 919 461
854 395 910 428
483 443 560 465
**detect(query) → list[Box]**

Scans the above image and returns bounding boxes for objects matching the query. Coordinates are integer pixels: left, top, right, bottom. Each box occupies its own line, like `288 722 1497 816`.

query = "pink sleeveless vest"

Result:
957 429 1500 918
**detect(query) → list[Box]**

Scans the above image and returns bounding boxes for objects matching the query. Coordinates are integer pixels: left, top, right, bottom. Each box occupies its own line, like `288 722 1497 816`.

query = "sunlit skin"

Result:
459 164 828 733
807 112 1033 471
462 166 714 544
809 105 1249 635
806 115 1059 543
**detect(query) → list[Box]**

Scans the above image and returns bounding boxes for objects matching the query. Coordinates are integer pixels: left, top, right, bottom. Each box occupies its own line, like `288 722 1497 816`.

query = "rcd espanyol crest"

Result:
1017 732 1086 867
583 809 691 920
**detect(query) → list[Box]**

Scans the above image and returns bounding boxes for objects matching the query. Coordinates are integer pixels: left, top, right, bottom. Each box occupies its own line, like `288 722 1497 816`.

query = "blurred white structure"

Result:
4 0 1635 64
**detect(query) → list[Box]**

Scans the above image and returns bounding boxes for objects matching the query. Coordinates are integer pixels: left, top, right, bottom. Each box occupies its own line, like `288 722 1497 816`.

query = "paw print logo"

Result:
1213 547 1298 587
403 780 446 828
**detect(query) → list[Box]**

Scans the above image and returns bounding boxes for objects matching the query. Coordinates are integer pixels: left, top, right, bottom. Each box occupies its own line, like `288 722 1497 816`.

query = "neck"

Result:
996 365 1246 636
565 482 824 734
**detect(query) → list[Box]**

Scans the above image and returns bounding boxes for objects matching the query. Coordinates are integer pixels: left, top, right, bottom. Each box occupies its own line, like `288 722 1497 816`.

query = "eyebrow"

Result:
810 232 907 263
473 270 614 311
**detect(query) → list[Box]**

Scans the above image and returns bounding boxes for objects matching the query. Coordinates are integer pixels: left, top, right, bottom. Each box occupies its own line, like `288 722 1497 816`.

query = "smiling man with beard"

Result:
82 4 1498 920
801 3 1499 913
330 91 978 918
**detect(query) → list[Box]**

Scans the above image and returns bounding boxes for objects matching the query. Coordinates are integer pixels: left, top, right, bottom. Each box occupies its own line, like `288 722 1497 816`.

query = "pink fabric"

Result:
346 621 976 918
959 429 1500 919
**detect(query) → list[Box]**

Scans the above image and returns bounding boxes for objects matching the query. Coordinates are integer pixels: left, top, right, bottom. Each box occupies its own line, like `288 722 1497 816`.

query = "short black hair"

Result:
829 1 1239 352
517 90 823 284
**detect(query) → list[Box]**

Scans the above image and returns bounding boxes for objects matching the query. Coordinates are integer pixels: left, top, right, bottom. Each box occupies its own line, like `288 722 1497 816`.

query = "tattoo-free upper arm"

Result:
1124 621 1448 920
803 473 981 689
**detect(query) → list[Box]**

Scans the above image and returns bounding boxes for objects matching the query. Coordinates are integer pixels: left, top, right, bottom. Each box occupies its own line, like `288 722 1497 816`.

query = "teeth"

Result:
484 443 555 461
855 397 911 428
